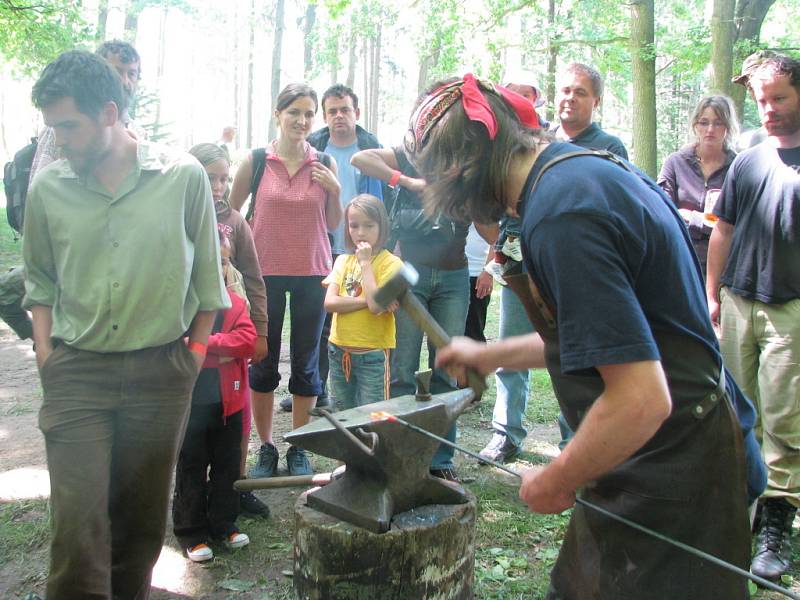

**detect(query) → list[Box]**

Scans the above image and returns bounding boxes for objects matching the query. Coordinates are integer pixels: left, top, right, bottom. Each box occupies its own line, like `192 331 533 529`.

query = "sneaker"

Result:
484 260 508 286
501 237 523 262
225 531 250 550
751 498 796 580
279 396 293 412
286 445 313 476
430 467 460 483
239 490 271 518
248 443 279 478
186 543 213 562
479 433 521 464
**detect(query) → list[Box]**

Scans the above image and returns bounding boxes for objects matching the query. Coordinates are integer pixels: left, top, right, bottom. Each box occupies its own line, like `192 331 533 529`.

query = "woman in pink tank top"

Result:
230 83 342 478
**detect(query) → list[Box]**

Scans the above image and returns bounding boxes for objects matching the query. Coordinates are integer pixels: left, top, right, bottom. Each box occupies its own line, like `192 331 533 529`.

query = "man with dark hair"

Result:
707 50 800 581
276 84 384 415
24 50 229 598
30 39 146 179
552 62 628 159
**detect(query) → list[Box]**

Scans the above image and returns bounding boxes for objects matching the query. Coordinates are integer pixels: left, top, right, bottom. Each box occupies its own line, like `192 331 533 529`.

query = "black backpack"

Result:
3 137 38 235
245 148 333 222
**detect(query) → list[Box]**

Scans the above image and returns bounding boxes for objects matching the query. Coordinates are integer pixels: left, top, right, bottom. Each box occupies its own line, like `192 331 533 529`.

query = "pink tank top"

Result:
250 143 332 276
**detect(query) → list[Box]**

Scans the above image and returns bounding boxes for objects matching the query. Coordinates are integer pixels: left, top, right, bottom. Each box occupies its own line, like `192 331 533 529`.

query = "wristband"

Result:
388 169 402 188
188 341 207 355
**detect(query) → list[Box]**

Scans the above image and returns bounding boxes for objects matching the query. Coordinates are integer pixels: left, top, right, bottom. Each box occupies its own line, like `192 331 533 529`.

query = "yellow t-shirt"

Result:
324 249 403 349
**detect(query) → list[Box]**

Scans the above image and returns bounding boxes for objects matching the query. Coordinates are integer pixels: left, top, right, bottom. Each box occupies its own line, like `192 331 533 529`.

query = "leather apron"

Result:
505 272 751 600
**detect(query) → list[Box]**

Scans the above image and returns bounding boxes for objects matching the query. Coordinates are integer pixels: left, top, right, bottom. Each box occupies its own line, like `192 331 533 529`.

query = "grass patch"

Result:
0 499 50 564
0 218 22 273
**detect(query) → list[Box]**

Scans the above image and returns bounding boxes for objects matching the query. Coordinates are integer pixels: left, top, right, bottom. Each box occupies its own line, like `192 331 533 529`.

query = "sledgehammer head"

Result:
374 261 419 310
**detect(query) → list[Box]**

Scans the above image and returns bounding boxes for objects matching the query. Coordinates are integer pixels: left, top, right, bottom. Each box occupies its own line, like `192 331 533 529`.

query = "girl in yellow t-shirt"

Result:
323 194 403 408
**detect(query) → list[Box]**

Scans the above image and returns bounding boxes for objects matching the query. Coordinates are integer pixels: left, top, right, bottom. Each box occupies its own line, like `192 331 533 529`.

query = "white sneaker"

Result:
484 260 508 285
186 543 214 562
501 237 523 262
225 531 250 549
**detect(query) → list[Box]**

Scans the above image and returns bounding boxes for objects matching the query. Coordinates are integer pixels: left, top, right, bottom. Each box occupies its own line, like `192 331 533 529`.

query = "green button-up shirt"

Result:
22 141 230 352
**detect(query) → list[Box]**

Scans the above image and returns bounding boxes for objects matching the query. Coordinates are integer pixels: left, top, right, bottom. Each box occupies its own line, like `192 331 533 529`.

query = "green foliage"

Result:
134 85 175 144
0 0 93 75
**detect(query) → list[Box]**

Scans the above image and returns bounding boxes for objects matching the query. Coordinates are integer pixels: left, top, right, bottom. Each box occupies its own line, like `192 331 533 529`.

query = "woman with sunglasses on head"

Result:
657 95 739 275
229 83 341 479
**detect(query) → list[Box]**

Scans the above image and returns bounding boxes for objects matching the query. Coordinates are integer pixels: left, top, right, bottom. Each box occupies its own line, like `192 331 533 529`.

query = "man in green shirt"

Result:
23 50 229 599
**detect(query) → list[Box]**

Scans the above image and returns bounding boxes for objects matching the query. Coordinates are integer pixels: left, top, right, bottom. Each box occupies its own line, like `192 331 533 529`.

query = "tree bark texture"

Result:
294 490 477 600
96 0 108 41
268 0 285 143
729 0 776 118
710 0 736 95
246 0 255 147
303 3 316 79
630 0 657 177
545 0 558 123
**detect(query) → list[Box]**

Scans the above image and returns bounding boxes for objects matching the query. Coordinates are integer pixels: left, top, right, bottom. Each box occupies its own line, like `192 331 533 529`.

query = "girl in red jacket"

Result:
172 233 258 562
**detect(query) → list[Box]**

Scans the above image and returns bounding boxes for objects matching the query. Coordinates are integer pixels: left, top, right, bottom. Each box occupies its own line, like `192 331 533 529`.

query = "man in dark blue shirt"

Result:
406 75 761 599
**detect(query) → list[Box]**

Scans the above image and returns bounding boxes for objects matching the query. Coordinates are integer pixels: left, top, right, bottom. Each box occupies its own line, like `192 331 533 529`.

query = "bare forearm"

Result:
540 361 670 491
187 310 217 345
30 305 54 365
706 220 733 304
359 262 383 314
481 333 547 372
325 191 343 230
325 295 367 314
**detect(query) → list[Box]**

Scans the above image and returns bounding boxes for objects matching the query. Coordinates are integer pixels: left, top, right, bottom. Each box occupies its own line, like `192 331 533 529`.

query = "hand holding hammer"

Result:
374 262 487 397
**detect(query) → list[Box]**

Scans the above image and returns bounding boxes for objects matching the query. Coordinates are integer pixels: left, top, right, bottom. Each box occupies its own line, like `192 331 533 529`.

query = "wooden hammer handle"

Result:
234 473 332 491
399 292 487 397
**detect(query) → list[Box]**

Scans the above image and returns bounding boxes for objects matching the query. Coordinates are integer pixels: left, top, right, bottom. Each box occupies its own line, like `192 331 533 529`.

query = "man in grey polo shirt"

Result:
23 50 229 599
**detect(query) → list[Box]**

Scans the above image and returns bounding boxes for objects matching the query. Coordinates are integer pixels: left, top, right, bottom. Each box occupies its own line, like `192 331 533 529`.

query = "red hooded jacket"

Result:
201 290 256 418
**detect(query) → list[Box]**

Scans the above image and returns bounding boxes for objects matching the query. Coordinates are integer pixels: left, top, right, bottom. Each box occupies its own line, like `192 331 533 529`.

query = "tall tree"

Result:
730 0 776 116
268 0 285 142
710 0 736 94
246 0 256 147
302 3 317 79
97 0 109 41
630 0 657 176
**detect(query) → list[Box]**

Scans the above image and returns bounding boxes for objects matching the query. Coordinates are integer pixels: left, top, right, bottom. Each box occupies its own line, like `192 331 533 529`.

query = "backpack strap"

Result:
246 148 267 222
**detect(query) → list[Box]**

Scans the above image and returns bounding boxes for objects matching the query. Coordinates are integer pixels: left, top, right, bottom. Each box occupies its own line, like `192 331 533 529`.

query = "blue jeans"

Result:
328 344 389 410
390 264 469 470
492 286 534 447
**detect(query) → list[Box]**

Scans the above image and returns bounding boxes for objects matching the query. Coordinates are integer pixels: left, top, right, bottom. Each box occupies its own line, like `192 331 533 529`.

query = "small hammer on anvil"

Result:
374 262 486 397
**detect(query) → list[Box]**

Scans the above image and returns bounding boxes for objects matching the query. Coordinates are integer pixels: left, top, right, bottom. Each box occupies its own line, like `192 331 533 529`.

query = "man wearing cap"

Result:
552 62 628 159
707 50 800 581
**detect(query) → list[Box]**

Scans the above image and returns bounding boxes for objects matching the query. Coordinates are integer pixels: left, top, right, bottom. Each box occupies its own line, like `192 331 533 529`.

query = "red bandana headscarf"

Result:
405 73 541 156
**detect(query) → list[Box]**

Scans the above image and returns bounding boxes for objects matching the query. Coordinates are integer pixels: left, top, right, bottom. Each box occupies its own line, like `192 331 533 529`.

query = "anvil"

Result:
284 387 475 533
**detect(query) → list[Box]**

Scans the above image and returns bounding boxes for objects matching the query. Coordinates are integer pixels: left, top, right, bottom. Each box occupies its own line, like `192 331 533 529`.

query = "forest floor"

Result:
1 219 799 599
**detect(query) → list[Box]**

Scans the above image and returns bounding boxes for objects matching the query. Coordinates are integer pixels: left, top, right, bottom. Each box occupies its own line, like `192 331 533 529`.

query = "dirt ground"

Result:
0 317 561 599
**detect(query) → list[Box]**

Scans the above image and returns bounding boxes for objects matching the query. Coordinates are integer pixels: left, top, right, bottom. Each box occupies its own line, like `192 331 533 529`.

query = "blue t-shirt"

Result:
325 141 360 255
519 142 756 432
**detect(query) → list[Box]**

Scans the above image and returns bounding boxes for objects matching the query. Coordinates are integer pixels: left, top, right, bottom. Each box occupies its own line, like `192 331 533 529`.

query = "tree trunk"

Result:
124 10 139 42
246 0 255 147
153 4 168 139
303 3 316 79
710 0 736 95
233 2 240 139
362 37 369 129
630 0 657 177
730 0 776 117
294 492 477 600
369 25 381 135
96 0 108 41
268 0 285 143
346 33 356 88
545 0 558 123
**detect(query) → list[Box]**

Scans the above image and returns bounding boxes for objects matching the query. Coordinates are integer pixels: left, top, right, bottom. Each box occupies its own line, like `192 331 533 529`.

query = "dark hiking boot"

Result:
751 497 796 580
239 490 271 518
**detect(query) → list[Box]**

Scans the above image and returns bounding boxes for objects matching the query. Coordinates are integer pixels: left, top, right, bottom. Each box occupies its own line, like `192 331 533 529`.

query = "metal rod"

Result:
310 407 377 457
385 414 800 600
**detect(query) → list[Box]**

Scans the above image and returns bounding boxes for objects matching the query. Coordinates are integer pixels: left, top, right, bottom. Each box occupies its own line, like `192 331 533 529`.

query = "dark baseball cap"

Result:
732 50 780 86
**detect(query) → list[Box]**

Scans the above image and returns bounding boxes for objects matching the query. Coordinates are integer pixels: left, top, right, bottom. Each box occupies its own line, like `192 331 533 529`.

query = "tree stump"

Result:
293 489 477 600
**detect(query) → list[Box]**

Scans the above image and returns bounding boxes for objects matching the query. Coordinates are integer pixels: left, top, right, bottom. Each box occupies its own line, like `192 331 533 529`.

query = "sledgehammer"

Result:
374 262 486 397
